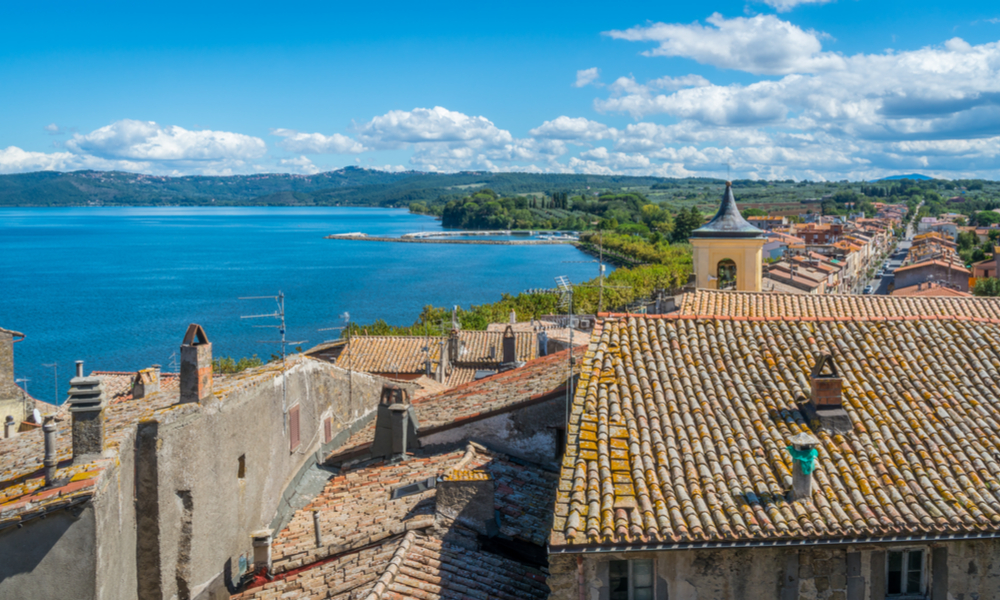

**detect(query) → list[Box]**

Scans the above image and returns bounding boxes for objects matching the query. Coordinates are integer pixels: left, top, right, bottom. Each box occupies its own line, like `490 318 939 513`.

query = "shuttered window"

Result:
289 405 301 451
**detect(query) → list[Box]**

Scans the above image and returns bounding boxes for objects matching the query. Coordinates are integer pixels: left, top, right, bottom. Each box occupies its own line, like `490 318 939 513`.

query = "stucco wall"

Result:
549 539 1000 600
135 360 388 600
0 330 27 426
895 263 970 292
94 435 138 600
419 395 565 468
0 503 97 600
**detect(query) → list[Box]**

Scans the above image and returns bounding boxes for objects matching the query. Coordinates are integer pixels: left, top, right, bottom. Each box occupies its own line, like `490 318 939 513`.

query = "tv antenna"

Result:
42 363 58 404
318 311 351 344
319 311 355 403
241 291 307 420
168 351 179 373
554 276 576 425
15 378 30 396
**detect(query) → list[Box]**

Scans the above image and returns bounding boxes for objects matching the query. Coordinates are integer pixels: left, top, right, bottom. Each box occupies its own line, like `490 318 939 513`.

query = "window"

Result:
886 549 924 597
237 454 246 479
323 417 332 444
289 405 301 451
609 559 654 600
716 259 737 290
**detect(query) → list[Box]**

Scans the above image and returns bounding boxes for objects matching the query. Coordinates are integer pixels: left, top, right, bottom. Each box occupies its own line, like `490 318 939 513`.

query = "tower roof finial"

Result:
690 182 764 239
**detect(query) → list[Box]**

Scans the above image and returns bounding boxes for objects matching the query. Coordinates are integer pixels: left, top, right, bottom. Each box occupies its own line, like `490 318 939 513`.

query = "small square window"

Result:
609 559 654 600
886 549 924 598
237 454 246 479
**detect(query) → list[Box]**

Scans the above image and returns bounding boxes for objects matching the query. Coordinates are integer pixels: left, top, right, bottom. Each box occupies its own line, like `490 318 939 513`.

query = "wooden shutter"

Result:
323 417 332 444
289 405 301 451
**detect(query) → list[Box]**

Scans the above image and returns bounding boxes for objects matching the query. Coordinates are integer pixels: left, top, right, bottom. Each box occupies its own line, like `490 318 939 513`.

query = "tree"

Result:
957 230 978 251
672 207 703 242
975 211 1000 226
974 278 1000 297
742 208 768 217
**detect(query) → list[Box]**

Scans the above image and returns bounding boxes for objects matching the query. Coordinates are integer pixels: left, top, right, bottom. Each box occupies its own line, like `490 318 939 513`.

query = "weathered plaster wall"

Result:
549 540 1000 600
0 330 27 426
0 504 97 600
419 395 564 468
94 435 138 600
136 361 389 600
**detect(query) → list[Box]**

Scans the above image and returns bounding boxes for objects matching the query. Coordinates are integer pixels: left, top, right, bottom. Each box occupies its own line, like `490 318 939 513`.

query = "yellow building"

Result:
690 182 765 291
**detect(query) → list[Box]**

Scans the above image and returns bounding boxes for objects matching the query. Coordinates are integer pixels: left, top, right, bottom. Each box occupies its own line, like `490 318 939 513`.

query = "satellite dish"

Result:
33 408 42 424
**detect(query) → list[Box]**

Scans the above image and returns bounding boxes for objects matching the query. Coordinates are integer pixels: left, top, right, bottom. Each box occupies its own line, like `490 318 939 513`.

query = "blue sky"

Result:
2 0 1000 180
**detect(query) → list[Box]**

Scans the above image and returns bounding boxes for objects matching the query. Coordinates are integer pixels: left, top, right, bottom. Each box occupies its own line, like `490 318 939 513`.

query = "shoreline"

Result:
324 234 576 245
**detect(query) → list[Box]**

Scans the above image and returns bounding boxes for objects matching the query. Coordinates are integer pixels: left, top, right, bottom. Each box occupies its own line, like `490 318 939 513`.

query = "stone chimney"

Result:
132 366 161 400
4 415 15 439
788 432 820 501
502 325 516 365
371 384 419 461
509 309 516 324
537 330 549 357
66 370 107 463
179 324 212 405
436 470 498 537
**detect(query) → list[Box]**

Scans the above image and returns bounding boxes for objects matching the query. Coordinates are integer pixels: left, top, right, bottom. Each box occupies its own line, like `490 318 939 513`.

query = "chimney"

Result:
75 360 83 378
179 324 212 404
132 366 161 400
436 470 498 537
371 384 419 461
509 309 516 324
502 325 516 365
810 354 842 407
788 432 820 501
66 370 107 463
251 529 273 576
4 415 15 439
43 417 57 486
537 330 549 357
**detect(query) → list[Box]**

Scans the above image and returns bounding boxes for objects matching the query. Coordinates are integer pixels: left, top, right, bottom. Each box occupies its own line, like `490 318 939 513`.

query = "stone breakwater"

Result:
325 235 575 246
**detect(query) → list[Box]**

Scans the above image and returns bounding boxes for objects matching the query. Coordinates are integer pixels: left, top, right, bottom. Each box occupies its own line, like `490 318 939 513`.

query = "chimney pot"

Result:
4 415 15 439
371 384 419 460
788 432 819 501
810 354 842 407
436 470 498 537
251 529 273 576
502 325 516 365
42 417 58 486
75 360 84 378
132 366 161 400
179 324 212 404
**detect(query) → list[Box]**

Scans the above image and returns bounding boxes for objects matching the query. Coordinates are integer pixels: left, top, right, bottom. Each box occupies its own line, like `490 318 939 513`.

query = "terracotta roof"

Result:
551 311 1000 549
677 289 1000 320
271 443 556 572
235 529 549 600
891 283 973 298
335 337 440 374
894 259 970 275
327 348 580 460
457 330 537 364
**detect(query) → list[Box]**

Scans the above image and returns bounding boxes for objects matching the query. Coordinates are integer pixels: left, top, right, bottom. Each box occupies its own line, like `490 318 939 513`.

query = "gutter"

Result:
549 530 1000 554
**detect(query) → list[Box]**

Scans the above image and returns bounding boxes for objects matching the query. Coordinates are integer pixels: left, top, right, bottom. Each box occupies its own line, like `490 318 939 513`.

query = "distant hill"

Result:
0 168 702 207
874 173 933 182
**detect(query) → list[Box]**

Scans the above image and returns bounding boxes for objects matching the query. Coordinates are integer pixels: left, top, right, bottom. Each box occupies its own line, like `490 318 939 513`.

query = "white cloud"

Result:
529 116 614 141
279 156 321 174
605 13 844 75
762 0 835 13
574 67 601 88
271 129 365 154
356 106 512 148
67 119 266 161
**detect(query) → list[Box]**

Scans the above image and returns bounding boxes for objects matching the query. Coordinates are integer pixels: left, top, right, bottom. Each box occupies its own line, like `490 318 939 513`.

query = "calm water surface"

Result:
0 207 601 403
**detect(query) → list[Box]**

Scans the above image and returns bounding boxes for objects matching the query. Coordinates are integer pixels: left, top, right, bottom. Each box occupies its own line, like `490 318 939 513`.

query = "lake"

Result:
0 207 602 404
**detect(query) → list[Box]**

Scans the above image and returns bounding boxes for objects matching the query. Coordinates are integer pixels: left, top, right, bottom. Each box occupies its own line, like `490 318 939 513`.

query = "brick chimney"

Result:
810 354 842 407
66 368 107 463
179 324 212 405
436 470 498 537
132 366 161 400
371 384 419 461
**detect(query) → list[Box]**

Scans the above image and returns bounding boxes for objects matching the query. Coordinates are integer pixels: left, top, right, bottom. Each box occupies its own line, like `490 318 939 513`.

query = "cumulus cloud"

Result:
529 116 614 141
67 119 266 161
279 156 320 174
605 13 843 75
271 129 366 154
762 0 835 13
574 67 601 87
356 106 512 148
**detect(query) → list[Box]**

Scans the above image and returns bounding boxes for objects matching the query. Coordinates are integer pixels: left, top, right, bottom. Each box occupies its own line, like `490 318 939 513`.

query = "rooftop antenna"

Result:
42 363 57 405
15 377 30 396
168 351 179 373
555 276 576 425
319 311 354 402
241 291 307 423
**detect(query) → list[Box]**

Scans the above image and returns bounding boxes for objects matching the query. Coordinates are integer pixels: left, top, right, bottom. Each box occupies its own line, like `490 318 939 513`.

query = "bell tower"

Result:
690 182 766 291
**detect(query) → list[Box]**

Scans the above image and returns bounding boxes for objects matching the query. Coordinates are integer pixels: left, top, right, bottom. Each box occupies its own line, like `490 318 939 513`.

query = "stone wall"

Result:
418 395 565 468
135 359 390 600
549 539 1000 600
0 329 27 425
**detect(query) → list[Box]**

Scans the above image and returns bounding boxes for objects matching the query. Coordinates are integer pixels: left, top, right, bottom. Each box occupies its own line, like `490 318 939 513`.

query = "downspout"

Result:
577 554 585 600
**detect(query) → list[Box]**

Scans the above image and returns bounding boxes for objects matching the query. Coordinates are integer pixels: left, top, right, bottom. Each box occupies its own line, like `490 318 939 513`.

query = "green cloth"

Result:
787 445 819 475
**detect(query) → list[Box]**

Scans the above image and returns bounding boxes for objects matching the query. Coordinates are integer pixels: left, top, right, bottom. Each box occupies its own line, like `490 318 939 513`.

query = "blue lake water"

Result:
0 207 602 404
